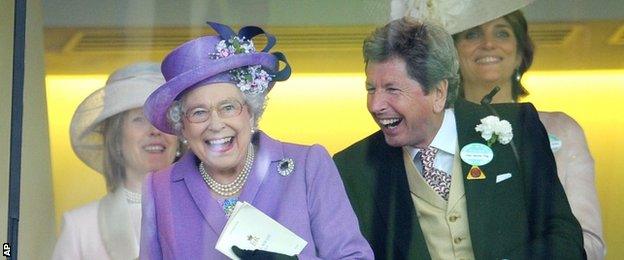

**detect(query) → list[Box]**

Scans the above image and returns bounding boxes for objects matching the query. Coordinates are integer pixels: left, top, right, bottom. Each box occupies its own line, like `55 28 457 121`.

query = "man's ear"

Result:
432 79 448 113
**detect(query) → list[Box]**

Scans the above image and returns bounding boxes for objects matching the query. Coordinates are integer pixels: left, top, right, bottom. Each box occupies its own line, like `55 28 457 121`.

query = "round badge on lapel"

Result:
277 158 295 176
460 143 494 166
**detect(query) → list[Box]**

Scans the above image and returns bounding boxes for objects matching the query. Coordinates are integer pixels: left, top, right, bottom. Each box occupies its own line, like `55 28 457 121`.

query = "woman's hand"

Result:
231 246 297 260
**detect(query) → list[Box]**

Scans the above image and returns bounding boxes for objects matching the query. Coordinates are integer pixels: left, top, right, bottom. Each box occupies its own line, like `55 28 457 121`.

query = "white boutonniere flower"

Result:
475 115 513 146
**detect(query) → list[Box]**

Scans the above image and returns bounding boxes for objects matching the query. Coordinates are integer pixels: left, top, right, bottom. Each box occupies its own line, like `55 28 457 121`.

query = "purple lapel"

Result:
171 152 228 235
239 131 282 203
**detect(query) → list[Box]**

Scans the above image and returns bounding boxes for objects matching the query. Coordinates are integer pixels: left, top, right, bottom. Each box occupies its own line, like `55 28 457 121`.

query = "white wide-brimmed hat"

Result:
70 62 165 173
390 0 536 34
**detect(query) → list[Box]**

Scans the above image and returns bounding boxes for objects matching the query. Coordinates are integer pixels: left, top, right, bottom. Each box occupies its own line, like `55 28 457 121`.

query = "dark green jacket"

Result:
334 99 585 260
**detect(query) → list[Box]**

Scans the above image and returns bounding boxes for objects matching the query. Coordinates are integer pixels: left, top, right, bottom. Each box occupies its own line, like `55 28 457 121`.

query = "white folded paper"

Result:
215 201 308 259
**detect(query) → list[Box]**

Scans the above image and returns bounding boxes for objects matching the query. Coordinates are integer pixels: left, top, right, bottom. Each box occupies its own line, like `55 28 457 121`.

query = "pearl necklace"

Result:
123 187 142 204
199 144 255 197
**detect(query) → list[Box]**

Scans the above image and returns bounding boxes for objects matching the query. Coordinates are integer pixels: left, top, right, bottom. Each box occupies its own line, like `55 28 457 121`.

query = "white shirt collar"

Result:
407 108 457 156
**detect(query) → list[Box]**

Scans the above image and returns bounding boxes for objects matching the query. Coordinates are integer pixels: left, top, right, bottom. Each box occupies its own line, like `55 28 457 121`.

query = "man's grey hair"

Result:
363 17 460 107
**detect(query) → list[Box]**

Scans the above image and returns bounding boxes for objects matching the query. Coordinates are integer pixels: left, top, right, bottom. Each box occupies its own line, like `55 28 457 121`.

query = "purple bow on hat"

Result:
144 21 291 135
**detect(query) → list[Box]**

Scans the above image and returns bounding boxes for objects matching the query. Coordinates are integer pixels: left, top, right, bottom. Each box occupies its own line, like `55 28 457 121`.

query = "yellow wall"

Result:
260 74 378 153
46 75 110 228
48 71 623 258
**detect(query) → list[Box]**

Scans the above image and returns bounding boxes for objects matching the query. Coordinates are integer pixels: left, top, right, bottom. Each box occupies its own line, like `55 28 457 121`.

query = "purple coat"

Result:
140 132 373 259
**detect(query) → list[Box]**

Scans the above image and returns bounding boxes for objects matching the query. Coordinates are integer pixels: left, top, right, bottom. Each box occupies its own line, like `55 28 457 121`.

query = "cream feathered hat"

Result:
390 0 536 34
70 62 165 173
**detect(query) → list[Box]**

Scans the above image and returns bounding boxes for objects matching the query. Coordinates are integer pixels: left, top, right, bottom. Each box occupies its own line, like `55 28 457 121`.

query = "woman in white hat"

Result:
52 62 179 260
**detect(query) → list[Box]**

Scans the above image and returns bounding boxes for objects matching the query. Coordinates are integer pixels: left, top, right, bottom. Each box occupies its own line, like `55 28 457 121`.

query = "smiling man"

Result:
333 18 585 259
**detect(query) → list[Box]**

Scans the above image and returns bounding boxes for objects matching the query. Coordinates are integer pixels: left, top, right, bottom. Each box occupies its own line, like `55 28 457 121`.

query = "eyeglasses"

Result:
184 99 245 123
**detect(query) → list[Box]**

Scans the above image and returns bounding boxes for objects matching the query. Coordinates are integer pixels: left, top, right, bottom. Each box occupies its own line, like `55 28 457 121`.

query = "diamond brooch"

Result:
277 158 295 176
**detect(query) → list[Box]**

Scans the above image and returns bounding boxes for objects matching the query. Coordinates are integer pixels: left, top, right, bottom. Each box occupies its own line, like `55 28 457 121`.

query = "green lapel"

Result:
454 99 524 259
377 141 431 259
336 131 431 259
367 132 431 259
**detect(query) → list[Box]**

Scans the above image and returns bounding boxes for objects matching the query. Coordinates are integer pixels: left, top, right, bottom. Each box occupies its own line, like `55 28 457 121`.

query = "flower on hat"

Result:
475 115 513 146
213 36 273 94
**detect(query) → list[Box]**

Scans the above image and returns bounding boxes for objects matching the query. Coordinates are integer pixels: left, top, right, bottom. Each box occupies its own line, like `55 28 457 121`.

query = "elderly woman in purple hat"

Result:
139 22 373 259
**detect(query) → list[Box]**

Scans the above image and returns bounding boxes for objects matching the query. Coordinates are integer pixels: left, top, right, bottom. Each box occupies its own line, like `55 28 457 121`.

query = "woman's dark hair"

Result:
504 10 534 100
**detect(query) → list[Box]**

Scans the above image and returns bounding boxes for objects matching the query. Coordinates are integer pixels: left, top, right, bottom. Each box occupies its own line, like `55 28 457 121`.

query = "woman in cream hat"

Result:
52 62 179 260
393 1 605 258
139 22 373 259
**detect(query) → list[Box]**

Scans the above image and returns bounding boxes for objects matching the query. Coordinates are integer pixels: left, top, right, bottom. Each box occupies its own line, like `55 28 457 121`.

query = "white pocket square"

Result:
496 173 512 183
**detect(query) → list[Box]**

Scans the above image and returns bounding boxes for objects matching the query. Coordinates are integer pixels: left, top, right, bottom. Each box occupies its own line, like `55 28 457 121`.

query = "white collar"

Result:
407 108 457 156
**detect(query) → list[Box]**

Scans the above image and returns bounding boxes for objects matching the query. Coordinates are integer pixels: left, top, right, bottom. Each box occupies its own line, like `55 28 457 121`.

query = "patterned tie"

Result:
419 147 451 201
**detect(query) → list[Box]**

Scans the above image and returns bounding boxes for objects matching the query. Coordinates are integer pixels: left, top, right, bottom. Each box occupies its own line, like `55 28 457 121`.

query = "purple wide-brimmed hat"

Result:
144 21 291 134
